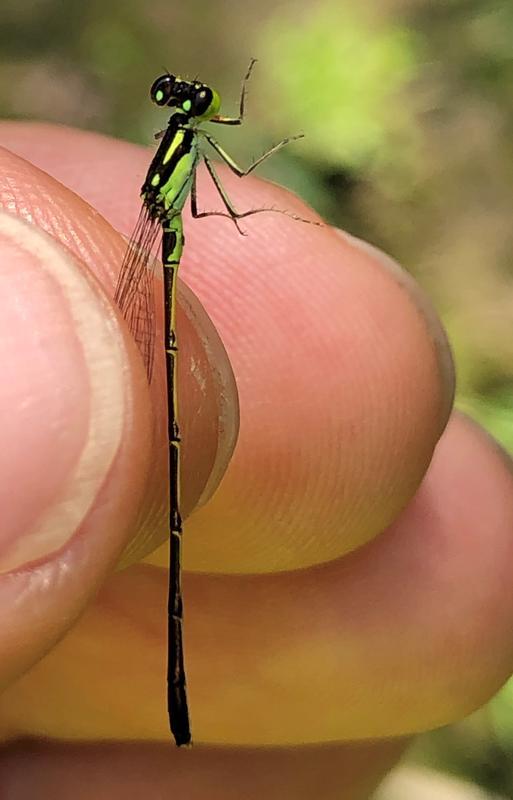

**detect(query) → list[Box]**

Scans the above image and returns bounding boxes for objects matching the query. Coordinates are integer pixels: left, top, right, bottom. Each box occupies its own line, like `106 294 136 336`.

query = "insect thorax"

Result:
141 114 199 222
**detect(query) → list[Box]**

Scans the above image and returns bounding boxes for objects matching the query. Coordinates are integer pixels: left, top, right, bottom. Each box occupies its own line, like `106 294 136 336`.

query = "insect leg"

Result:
192 151 322 230
191 159 246 234
211 57 257 126
199 130 304 176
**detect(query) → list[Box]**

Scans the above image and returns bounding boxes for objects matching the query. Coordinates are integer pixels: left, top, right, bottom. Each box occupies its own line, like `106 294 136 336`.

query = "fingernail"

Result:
178 281 239 508
341 231 455 426
0 212 127 573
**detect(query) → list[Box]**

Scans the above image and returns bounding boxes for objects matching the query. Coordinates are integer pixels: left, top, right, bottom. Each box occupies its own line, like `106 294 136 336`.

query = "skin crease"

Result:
0 123 512 797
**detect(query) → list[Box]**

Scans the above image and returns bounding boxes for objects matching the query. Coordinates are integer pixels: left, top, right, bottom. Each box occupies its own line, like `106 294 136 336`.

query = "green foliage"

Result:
259 3 418 169
489 679 513 755
457 395 513 454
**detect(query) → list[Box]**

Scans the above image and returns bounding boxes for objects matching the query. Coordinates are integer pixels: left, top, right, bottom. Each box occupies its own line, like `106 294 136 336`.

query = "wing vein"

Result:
114 206 161 382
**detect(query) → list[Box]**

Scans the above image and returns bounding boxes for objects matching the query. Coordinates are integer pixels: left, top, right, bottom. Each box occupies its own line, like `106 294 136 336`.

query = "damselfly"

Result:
115 59 317 747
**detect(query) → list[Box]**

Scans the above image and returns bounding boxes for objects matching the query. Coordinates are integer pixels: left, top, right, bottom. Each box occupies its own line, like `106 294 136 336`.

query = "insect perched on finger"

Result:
114 59 320 747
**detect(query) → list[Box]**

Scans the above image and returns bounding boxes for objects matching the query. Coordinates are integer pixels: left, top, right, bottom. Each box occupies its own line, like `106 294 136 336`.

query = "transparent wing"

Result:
114 206 161 383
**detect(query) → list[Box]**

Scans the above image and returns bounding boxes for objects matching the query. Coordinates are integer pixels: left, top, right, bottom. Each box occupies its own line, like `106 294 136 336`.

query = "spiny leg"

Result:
193 153 322 231
192 155 300 233
162 214 191 747
199 129 304 177
191 159 247 235
211 57 257 126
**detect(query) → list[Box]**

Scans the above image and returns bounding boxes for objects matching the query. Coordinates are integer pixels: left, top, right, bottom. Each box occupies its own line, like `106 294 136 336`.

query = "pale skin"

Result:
0 122 513 797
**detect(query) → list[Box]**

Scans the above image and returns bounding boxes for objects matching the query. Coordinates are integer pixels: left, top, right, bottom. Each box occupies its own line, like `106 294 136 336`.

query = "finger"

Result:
180 414 513 743
181 183 455 572
0 738 408 800
3 414 510 744
0 123 454 572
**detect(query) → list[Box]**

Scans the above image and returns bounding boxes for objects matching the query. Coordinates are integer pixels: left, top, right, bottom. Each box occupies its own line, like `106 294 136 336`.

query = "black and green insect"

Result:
114 59 317 747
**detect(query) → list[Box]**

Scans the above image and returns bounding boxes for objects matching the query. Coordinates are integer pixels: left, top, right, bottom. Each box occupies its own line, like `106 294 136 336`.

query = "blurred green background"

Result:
1 0 512 796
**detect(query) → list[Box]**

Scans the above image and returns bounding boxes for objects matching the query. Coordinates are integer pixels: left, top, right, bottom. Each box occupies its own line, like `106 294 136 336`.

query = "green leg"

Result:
193 152 322 231
199 130 304 177
192 155 287 234
191 159 244 234
211 57 257 126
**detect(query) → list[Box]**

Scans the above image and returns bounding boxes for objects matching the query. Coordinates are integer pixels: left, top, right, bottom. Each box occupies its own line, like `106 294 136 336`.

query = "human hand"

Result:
0 123 512 798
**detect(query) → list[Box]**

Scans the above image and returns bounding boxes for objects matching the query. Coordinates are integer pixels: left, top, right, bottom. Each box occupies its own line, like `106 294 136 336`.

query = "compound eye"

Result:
150 75 175 106
193 86 212 116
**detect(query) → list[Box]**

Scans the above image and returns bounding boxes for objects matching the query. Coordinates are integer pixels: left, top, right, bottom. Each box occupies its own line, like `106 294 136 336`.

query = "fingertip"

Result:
342 232 455 428
183 205 455 572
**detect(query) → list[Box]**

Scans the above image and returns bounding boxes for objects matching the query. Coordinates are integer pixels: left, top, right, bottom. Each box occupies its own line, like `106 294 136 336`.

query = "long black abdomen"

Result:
162 218 191 746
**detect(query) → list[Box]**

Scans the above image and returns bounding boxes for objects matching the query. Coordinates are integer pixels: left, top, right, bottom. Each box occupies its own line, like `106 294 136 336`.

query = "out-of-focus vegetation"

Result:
1 1 512 796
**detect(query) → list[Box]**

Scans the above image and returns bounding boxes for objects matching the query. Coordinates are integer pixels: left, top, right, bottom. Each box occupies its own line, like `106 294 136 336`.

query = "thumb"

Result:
0 210 151 689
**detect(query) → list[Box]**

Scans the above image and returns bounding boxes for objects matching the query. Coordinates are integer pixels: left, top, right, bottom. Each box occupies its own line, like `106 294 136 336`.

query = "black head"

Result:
150 74 221 120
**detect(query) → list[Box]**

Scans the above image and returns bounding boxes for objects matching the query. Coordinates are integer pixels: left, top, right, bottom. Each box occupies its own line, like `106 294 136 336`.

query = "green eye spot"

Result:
155 89 164 103
182 99 192 111
151 173 161 186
